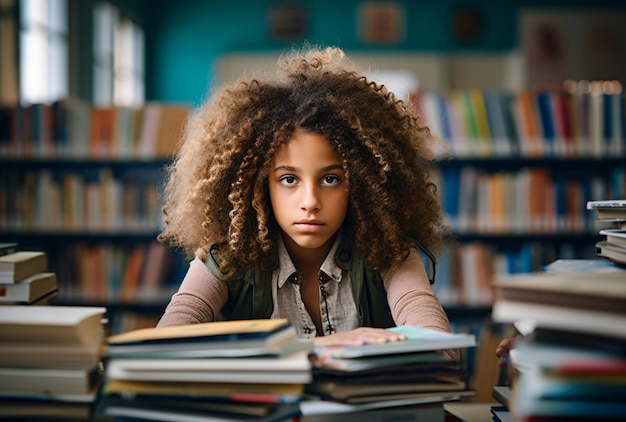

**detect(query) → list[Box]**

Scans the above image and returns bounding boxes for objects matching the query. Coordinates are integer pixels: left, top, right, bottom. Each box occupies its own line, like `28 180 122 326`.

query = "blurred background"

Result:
1 0 625 399
2 0 625 106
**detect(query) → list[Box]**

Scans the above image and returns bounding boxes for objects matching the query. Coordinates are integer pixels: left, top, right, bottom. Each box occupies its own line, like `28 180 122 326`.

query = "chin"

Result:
289 234 333 250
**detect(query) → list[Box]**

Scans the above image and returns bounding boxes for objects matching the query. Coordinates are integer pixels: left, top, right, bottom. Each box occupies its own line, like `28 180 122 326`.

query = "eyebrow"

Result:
273 164 344 173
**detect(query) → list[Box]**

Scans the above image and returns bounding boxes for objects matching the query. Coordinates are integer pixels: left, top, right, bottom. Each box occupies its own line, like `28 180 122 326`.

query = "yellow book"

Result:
469 88 493 156
105 318 302 358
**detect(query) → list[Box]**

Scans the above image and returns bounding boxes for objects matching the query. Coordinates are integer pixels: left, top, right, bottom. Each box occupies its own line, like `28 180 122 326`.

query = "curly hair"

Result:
158 46 446 276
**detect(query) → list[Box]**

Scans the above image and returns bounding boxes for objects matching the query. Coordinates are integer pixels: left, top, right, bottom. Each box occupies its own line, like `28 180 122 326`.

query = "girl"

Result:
157 46 455 357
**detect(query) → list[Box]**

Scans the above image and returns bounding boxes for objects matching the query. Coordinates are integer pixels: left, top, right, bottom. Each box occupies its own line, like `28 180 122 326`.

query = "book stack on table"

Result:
0 305 108 420
0 245 58 305
301 326 477 421
96 318 313 421
587 199 626 266
491 269 626 421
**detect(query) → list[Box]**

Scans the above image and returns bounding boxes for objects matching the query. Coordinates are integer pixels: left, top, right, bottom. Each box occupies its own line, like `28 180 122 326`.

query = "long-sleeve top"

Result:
158 238 457 360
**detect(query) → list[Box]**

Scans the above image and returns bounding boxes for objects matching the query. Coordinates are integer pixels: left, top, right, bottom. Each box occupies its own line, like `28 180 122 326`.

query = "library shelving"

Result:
1 84 624 333
0 157 187 333
0 101 191 333
417 83 626 311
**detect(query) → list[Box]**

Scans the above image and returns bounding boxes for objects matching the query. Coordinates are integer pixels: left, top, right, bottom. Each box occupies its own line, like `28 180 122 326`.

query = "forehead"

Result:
273 131 342 166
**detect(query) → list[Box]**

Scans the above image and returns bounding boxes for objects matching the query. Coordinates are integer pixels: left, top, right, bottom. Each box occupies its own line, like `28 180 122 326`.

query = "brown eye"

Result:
321 175 341 186
279 175 298 186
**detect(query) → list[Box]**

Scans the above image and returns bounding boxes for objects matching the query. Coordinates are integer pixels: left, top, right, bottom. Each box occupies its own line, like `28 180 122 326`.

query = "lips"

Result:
294 219 325 232
295 219 324 225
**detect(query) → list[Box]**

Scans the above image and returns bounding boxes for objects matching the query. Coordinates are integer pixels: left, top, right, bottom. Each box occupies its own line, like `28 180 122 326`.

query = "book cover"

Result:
154 104 189 158
105 319 300 357
107 318 292 346
0 272 57 303
0 251 47 284
314 350 445 373
0 243 18 257
536 91 556 156
483 88 512 157
492 385 511 409
315 326 475 359
517 91 542 157
543 258 625 274
469 88 493 156
514 368 626 420
586 199 626 221
587 199 626 209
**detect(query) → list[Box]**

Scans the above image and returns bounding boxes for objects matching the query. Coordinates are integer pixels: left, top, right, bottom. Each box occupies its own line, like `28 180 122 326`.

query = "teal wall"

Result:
139 0 625 104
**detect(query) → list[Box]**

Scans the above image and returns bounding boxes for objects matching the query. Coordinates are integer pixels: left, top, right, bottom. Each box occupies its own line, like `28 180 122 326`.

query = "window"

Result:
114 15 144 106
18 0 144 106
19 0 68 104
93 1 144 107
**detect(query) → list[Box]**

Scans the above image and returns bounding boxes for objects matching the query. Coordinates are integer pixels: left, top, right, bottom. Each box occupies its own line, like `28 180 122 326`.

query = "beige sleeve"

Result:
156 257 228 327
382 248 459 360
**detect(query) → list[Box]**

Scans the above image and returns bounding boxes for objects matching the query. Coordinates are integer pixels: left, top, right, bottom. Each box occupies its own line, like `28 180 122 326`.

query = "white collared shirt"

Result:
270 234 359 339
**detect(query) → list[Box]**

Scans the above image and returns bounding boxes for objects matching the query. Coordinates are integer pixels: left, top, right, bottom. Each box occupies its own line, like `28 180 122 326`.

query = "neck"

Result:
282 234 336 276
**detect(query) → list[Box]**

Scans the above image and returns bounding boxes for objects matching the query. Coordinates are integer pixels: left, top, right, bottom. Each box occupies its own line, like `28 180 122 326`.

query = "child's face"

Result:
269 130 349 252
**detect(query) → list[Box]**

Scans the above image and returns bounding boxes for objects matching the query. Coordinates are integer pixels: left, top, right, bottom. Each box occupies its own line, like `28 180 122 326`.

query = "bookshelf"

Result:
0 101 190 334
417 84 625 313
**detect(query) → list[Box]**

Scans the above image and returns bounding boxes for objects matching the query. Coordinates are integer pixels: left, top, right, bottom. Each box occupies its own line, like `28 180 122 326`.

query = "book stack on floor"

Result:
301 326 477 421
0 244 58 305
0 305 108 420
491 268 626 421
588 199 626 266
96 318 314 422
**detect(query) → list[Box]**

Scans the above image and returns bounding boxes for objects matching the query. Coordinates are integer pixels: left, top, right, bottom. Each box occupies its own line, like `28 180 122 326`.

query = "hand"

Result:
312 327 406 348
495 336 518 367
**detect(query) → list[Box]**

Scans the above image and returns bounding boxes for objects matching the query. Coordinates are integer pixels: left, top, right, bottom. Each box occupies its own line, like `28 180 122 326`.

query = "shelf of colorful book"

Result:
413 84 625 160
1 236 185 302
432 157 625 236
0 101 190 160
0 159 168 233
433 234 603 311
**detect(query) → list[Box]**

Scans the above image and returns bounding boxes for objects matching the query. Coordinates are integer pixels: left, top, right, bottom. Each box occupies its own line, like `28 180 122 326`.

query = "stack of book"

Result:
491 269 626 421
0 305 108 420
301 326 477 421
96 318 314 421
491 385 513 422
588 199 626 266
0 245 58 305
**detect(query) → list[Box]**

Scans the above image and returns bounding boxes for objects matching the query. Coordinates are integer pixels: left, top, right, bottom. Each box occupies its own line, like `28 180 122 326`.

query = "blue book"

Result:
536 92 555 156
317 326 476 359
442 168 461 228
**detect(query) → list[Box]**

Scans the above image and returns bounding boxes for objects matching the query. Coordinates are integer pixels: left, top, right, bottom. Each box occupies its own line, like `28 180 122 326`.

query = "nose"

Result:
300 182 321 212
